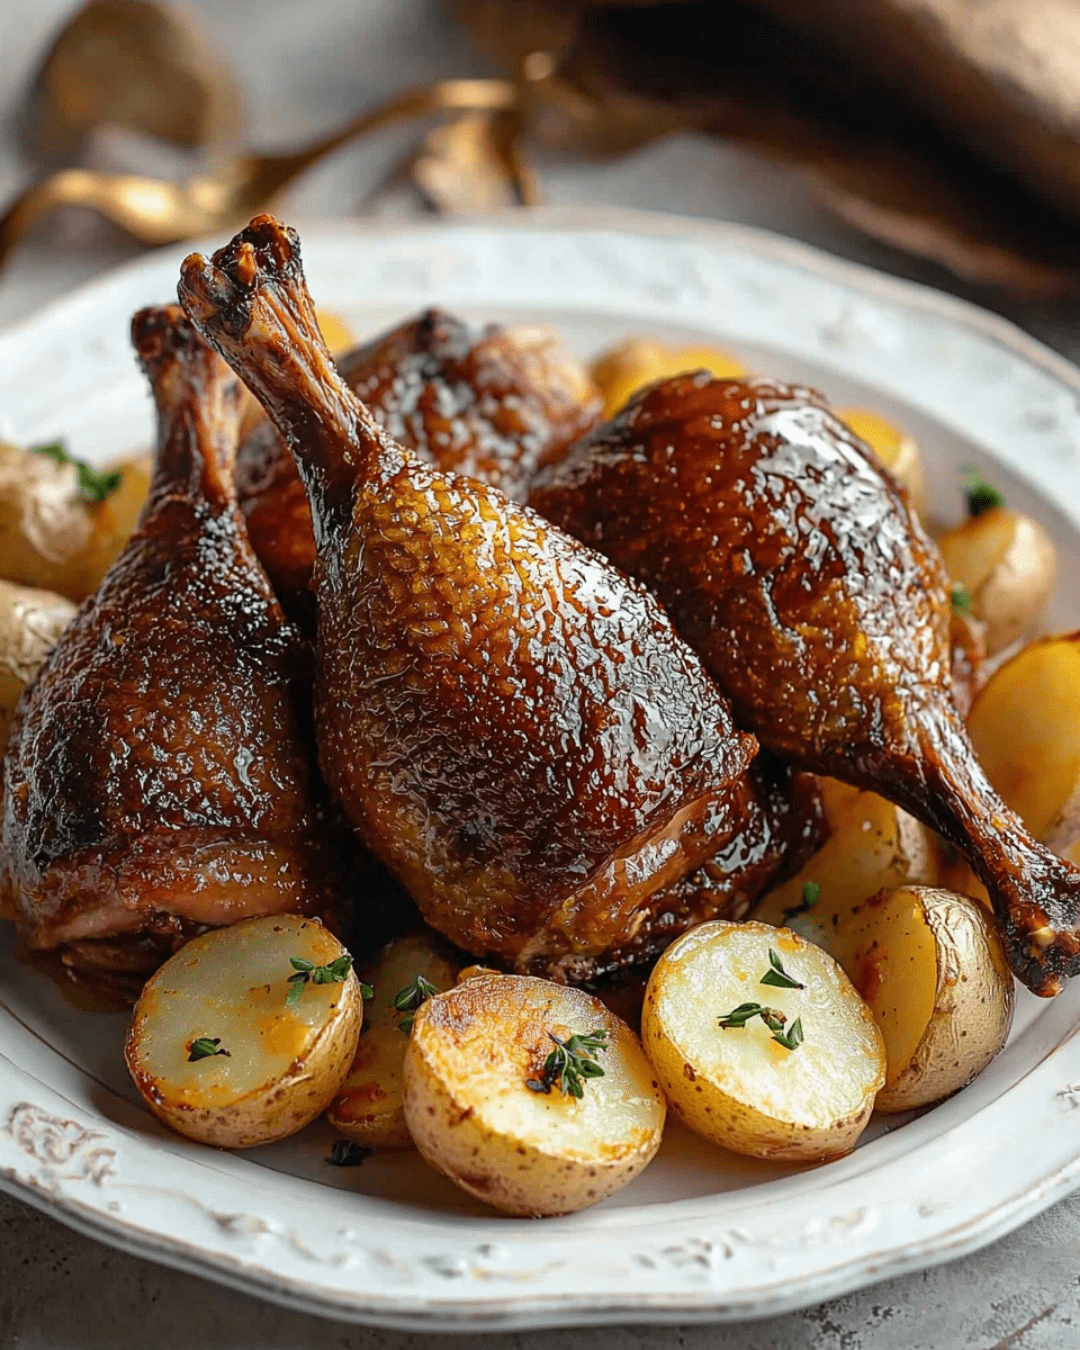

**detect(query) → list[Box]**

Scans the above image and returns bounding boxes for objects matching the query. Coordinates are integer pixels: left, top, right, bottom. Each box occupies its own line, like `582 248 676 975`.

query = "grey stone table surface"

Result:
3 2 1080 1346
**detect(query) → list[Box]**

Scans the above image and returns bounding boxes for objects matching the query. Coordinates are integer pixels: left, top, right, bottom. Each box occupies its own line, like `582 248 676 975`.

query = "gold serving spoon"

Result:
0 78 529 272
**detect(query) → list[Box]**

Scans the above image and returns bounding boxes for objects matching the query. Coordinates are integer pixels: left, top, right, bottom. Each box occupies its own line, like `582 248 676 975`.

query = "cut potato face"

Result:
403 973 665 1216
0 443 151 601
126 915 363 1149
590 337 745 419
327 931 458 1150
642 921 884 1162
939 506 1057 655
845 887 1014 1113
968 632 1080 854
0 578 76 751
751 788 941 961
838 407 928 519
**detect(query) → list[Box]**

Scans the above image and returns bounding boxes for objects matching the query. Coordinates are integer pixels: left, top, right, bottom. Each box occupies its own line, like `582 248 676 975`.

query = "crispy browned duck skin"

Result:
178 216 759 972
235 309 601 622
0 306 335 972
529 374 1080 995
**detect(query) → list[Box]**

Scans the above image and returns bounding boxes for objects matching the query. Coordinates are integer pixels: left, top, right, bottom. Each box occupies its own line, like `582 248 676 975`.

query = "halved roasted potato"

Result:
939 506 1057 654
844 886 1013 1113
0 578 76 751
838 407 928 518
326 931 458 1150
968 632 1080 855
642 921 884 1162
403 972 665 1216
751 788 940 955
0 441 150 600
590 337 745 418
126 914 363 1148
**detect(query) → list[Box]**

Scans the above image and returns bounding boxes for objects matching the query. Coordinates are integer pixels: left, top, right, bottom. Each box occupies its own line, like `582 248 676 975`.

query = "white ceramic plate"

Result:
2 208 1080 1333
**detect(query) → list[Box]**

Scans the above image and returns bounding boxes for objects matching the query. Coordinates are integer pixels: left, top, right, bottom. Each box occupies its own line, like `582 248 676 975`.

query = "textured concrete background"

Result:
4 1 1080 1346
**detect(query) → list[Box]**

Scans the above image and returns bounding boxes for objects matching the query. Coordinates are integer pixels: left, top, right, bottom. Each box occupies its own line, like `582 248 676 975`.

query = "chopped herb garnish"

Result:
326 1139 371 1167
962 468 1005 518
525 1030 608 1098
285 952 353 1007
30 440 123 504
759 947 805 990
950 582 972 616
718 1002 804 1051
781 881 820 924
393 973 439 1033
188 1036 229 1062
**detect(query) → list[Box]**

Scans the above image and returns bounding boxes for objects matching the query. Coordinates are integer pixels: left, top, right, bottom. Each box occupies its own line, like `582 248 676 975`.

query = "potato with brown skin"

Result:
326 931 458 1150
846 886 1013 1114
403 973 665 1217
125 915 362 1149
968 632 1080 857
642 921 885 1162
0 442 151 601
939 505 1057 655
0 578 76 750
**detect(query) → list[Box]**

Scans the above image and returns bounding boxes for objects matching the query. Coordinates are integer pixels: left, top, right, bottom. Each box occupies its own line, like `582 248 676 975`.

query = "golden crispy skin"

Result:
234 309 601 620
179 216 758 972
530 374 1080 994
1 307 335 971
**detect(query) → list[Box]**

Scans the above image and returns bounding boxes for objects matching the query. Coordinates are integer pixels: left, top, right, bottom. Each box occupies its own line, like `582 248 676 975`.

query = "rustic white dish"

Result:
1 208 1080 1332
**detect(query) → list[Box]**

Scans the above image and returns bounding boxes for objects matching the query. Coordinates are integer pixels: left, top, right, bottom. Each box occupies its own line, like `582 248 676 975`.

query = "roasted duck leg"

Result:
179 216 758 972
235 308 601 622
1 306 334 975
530 374 1080 994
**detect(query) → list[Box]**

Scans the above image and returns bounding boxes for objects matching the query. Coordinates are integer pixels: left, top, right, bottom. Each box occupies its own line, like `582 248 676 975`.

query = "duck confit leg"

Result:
530 374 1080 994
178 216 758 973
1 306 335 974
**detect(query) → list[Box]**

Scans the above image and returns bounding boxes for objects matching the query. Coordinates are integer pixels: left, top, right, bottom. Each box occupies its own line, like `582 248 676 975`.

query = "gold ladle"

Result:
0 78 527 272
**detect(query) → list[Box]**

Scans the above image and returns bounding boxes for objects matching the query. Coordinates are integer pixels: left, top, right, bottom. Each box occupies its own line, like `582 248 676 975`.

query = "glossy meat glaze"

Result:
179 217 768 972
234 308 601 620
530 373 1080 993
1 307 335 972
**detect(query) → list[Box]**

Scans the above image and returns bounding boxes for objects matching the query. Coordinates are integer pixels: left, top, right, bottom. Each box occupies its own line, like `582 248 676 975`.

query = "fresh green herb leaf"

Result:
30 439 122 503
771 1016 804 1052
782 881 820 923
962 468 1005 518
759 947 804 990
718 1002 805 1052
326 1139 372 1167
188 1037 229 1062
359 981 374 1001
284 952 353 1007
393 973 439 1032
951 582 972 615
525 1030 608 1098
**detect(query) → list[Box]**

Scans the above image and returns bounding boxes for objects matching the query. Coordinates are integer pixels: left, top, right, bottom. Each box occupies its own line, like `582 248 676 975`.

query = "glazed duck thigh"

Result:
530 374 1080 994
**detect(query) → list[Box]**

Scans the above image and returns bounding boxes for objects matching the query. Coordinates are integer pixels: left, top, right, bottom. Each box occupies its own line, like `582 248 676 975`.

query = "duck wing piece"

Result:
530 374 1080 995
179 216 757 972
2 305 335 971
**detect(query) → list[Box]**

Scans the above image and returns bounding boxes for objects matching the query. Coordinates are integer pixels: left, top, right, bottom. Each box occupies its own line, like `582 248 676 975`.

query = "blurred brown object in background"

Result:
456 0 1080 295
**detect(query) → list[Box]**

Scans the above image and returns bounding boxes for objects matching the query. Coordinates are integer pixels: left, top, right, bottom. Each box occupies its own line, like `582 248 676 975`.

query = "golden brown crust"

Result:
1 304 335 966
179 216 759 973
530 373 1080 994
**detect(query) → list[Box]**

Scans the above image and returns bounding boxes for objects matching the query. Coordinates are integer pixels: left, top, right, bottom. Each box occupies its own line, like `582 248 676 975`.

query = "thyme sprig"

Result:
30 440 123 503
962 468 1005 518
393 973 439 1033
525 1030 608 1098
759 947 804 990
782 881 820 924
188 1037 229 1062
285 953 354 1008
717 1002 804 1052
951 582 973 615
